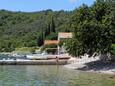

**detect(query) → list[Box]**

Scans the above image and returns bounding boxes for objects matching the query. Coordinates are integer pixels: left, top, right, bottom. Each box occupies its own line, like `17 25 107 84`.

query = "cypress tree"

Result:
44 23 51 37
50 17 56 33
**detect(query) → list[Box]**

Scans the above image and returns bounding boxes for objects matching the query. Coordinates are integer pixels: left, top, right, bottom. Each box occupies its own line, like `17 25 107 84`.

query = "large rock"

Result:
109 55 115 61
99 54 109 61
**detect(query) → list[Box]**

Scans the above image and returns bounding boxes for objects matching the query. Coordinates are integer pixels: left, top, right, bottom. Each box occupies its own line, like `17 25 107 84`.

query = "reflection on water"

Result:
0 65 115 86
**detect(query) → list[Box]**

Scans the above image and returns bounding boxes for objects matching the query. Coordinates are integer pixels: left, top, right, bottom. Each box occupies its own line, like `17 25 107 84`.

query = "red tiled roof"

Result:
44 40 59 45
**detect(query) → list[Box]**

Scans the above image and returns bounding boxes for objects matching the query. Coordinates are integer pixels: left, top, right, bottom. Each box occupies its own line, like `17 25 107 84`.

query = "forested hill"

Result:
0 0 114 52
0 9 72 52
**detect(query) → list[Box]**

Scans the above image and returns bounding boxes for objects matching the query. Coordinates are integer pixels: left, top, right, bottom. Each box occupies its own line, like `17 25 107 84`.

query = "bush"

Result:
15 47 39 54
45 32 58 40
111 44 115 55
41 44 57 54
58 38 68 47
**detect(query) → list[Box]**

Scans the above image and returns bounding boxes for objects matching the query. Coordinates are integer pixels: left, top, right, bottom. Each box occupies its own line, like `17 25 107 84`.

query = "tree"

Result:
44 23 50 37
65 1 114 57
109 0 115 43
50 17 56 33
37 33 44 46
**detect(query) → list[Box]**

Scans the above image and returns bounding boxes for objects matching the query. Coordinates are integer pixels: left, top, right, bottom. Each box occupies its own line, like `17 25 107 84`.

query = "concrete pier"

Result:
0 60 68 65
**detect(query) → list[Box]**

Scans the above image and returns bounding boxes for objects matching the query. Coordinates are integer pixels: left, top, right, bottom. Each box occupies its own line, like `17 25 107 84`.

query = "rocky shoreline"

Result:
64 55 115 75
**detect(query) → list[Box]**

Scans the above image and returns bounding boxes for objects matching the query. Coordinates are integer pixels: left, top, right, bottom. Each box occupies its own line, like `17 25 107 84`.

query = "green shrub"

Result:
41 44 57 54
58 38 68 47
45 32 58 40
111 44 115 55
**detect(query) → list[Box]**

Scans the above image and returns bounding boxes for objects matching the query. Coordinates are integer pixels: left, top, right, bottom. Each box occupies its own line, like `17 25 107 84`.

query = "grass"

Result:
14 47 40 54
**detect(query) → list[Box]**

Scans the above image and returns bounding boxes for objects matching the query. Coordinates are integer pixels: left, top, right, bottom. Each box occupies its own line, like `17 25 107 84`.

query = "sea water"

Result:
0 65 115 86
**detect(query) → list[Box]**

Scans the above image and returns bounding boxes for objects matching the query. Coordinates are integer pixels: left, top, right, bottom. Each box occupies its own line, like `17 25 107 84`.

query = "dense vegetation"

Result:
0 0 114 56
65 0 115 57
41 44 58 54
0 9 72 52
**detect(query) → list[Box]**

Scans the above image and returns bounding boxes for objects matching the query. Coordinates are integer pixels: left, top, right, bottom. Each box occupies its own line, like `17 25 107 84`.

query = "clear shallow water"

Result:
0 65 115 86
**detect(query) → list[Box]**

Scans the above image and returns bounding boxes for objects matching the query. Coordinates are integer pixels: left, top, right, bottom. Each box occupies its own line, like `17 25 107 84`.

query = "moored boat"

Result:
26 54 48 60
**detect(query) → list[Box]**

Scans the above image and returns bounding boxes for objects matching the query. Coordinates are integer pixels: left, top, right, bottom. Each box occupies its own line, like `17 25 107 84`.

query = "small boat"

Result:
26 52 48 60
26 54 48 60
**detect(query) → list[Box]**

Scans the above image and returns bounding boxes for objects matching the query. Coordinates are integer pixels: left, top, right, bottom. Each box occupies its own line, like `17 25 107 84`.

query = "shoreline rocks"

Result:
64 56 115 75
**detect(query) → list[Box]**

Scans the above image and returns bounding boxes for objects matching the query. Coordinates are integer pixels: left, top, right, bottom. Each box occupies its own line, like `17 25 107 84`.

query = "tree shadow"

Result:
77 60 115 71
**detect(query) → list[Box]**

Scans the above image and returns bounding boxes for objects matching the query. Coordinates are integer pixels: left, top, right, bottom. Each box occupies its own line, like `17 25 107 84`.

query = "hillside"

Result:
0 9 72 52
0 0 114 53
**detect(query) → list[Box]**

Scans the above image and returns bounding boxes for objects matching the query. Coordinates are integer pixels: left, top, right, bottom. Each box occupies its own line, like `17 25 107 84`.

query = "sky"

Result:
0 0 95 12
